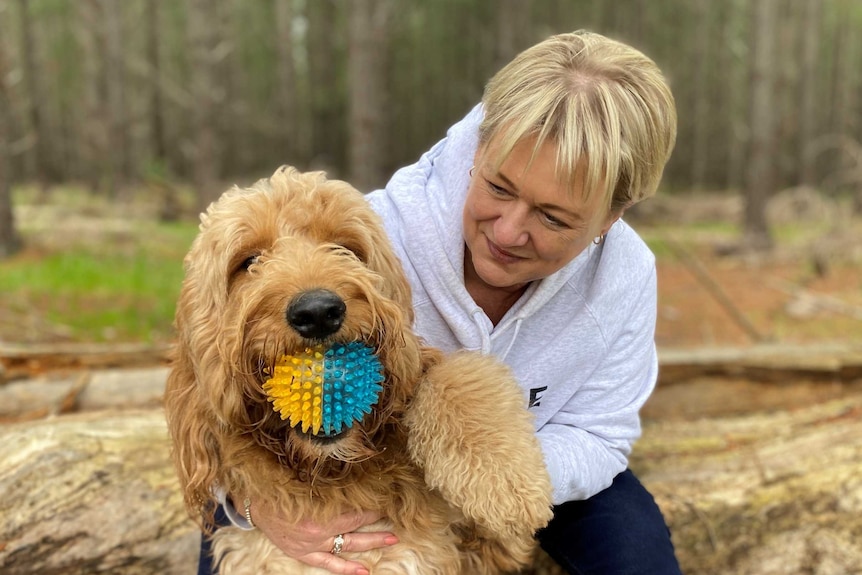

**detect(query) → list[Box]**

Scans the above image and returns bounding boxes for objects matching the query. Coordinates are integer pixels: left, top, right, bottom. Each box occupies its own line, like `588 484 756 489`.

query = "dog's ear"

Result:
363 220 414 321
164 333 223 528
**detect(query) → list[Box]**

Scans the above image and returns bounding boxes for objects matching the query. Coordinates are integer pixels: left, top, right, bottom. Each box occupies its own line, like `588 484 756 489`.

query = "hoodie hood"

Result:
367 104 595 357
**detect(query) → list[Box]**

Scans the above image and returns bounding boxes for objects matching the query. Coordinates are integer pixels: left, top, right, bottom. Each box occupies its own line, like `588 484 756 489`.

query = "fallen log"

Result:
0 367 169 422
633 393 862 575
658 341 862 384
0 409 198 575
0 342 172 381
2 391 861 574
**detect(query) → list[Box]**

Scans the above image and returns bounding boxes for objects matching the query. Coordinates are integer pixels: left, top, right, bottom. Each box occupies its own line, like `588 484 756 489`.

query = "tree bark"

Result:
307 0 345 173
492 0 532 73
15 0 52 183
186 0 222 213
689 0 711 191
274 0 304 165
2 367 861 574
743 0 778 251
634 393 862 575
104 0 132 189
798 0 822 187
0 367 169 422
347 0 391 192
146 0 167 170
77 0 112 195
0 409 199 575
723 0 747 192
0 44 21 258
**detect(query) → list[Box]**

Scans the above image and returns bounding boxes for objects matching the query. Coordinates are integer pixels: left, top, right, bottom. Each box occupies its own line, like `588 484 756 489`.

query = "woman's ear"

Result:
601 209 624 237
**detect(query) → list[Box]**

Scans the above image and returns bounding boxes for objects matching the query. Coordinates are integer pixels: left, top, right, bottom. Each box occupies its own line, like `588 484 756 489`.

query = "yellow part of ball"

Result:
262 346 327 434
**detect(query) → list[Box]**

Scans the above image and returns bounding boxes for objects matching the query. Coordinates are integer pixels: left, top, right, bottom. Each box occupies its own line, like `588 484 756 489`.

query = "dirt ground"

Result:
654 252 862 348
632 189 862 349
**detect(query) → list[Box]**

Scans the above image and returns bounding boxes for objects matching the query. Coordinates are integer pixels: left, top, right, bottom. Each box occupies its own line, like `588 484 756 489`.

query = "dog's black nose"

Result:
286 289 346 339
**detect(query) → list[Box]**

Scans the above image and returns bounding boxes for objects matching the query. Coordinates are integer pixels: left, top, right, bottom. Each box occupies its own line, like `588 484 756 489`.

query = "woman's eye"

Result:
540 212 570 229
486 180 511 197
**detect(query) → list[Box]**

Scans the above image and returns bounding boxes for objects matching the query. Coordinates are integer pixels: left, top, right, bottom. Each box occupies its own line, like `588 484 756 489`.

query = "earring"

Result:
592 234 605 245
469 166 475 177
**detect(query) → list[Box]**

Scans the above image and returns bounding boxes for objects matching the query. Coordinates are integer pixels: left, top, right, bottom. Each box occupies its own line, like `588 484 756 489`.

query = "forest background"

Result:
2 0 862 248
3 0 862 347
2 2 862 573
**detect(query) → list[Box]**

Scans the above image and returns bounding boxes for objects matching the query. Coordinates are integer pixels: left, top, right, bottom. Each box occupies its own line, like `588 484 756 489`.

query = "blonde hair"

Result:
479 30 677 214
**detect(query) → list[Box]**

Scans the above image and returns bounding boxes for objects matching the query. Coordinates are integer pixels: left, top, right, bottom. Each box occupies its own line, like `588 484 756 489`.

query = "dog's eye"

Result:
240 255 260 271
328 244 366 263
342 244 368 263
350 246 368 263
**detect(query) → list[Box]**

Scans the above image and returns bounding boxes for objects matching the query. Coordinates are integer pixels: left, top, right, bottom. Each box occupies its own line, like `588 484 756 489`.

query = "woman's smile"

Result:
485 237 525 263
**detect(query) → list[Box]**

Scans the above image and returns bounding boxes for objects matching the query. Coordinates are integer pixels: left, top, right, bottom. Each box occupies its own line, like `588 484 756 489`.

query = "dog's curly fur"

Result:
164 166 553 574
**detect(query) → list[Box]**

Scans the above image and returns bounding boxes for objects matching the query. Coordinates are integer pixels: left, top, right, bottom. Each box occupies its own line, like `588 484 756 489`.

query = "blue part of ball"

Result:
320 341 384 436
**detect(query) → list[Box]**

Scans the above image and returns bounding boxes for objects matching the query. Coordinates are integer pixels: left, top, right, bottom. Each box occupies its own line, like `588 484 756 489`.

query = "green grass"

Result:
0 221 198 343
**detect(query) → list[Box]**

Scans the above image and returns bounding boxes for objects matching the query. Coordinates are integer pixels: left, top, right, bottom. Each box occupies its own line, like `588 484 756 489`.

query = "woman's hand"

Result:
248 502 399 575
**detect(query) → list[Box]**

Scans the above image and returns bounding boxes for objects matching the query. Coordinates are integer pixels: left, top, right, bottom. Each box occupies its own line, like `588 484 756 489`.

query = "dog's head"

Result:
166 166 425 513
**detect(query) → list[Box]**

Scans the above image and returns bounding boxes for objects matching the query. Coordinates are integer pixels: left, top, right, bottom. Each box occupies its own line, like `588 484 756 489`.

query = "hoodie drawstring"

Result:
471 309 493 354
472 309 524 361
497 318 523 361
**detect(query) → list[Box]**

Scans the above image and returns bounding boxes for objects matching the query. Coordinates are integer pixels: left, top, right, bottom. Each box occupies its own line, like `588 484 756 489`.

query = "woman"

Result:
208 30 681 575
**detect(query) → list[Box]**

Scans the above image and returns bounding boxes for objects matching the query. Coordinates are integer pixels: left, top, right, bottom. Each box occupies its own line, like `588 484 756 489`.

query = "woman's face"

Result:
463 135 619 291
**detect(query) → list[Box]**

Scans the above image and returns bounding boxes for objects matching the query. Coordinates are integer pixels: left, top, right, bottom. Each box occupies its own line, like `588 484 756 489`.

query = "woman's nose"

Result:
493 205 530 247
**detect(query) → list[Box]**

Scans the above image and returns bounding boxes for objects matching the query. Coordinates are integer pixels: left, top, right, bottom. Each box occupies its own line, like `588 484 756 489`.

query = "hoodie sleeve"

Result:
537 264 659 504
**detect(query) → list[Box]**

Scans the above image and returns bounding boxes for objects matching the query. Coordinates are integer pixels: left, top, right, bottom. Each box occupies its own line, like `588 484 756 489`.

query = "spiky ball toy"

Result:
262 342 385 436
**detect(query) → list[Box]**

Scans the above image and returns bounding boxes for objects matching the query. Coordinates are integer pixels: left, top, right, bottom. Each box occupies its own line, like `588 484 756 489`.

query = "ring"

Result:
331 533 344 555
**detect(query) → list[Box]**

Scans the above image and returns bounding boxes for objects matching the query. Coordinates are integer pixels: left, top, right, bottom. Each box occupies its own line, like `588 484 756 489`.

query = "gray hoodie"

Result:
366 104 659 504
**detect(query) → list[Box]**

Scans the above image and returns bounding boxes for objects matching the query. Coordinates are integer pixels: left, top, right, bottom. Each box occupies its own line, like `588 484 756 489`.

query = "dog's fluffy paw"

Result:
406 351 554 539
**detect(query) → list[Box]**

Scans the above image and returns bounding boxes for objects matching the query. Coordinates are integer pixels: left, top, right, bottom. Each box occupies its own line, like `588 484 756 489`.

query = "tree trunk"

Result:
831 0 859 145
743 0 778 251
798 0 822 187
689 0 711 191
0 367 169 423
307 0 345 173
492 0 533 73
187 0 222 213
723 0 747 192
16 0 51 184
347 0 391 193
77 0 112 195
214 0 245 177
274 0 304 165
146 0 168 170
774 0 801 190
0 44 21 258
103 0 132 192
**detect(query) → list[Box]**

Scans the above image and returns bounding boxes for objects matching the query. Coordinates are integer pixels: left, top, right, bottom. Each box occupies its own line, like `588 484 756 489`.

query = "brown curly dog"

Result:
164 166 553 574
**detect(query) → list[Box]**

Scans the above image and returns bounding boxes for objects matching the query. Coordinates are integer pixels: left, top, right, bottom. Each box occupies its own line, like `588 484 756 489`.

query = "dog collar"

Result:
262 342 384 436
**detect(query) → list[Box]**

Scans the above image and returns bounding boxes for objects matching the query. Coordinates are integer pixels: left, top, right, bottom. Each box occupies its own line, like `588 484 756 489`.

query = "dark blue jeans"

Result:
537 469 682 575
198 469 681 575
197 505 229 575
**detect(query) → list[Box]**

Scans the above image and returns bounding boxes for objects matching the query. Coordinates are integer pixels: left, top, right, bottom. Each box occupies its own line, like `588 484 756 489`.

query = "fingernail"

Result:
384 535 399 545
356 570 370 575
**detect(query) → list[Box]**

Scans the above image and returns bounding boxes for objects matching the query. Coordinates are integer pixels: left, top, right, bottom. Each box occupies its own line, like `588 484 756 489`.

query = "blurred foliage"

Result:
0 206 196 343
1 0 861 194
